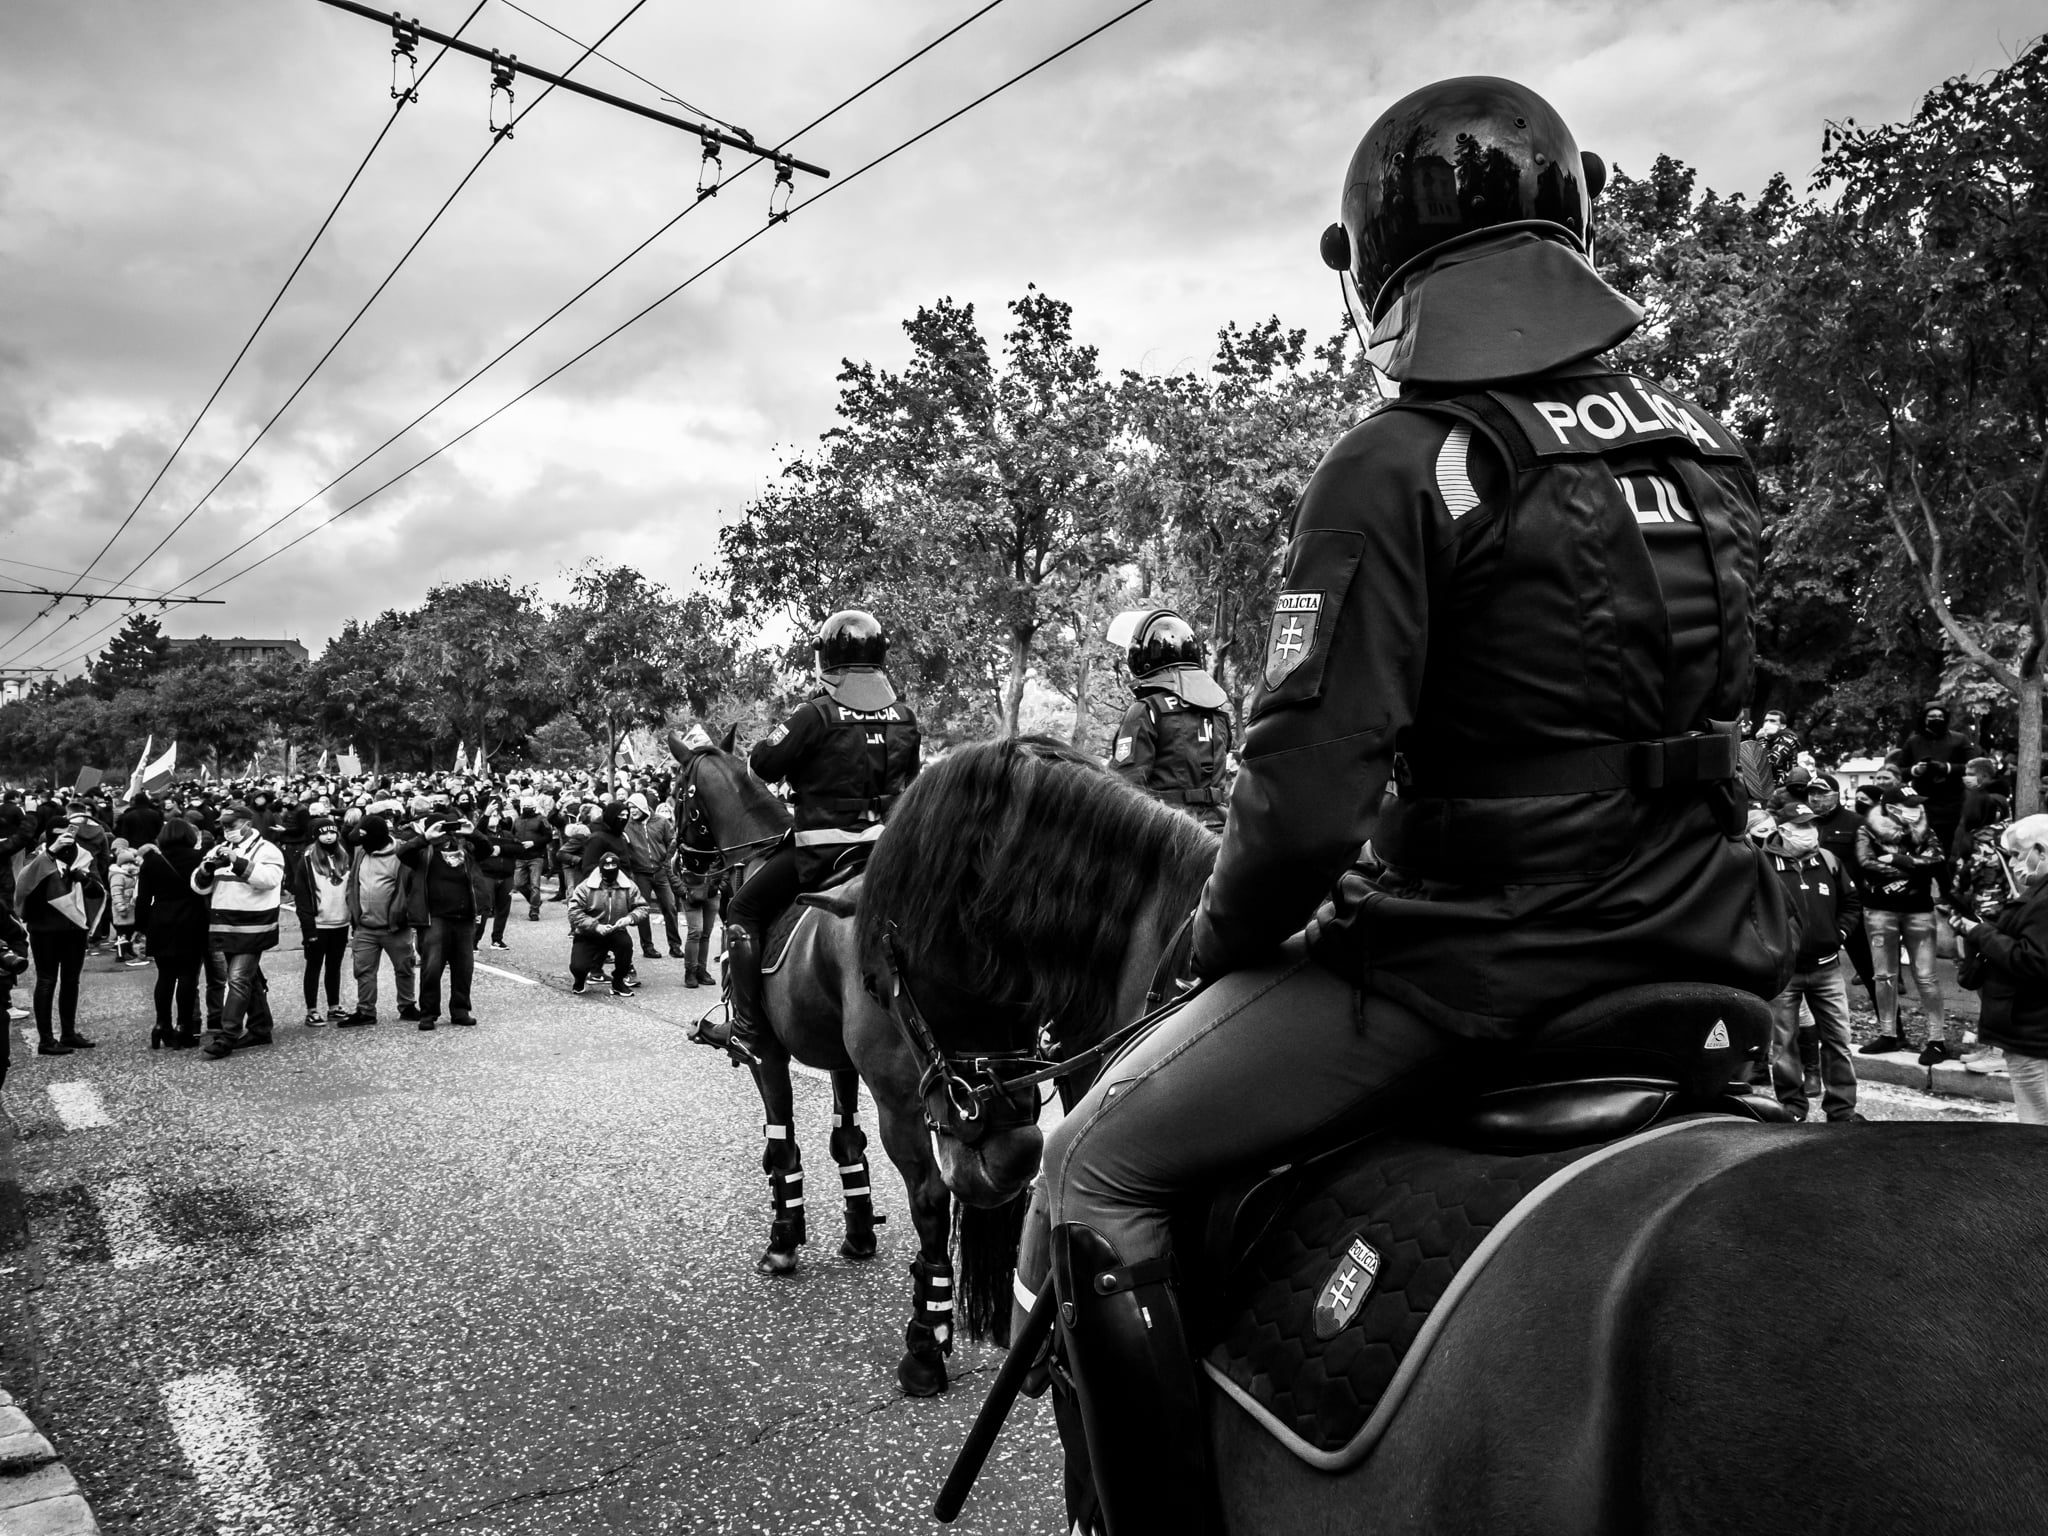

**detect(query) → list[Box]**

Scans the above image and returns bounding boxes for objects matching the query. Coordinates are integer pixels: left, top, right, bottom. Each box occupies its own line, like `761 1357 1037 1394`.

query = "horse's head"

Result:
857 735 1219 1211
668 728 792 872
866 931 1051 1208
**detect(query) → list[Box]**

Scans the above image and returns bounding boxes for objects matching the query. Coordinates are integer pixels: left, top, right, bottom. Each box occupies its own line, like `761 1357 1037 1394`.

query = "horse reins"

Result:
880 924 1206 1139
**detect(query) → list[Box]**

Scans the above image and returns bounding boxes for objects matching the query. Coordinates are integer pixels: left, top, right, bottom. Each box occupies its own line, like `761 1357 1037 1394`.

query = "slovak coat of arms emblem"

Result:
1312 1233 1383 1340
1264 591 1323 689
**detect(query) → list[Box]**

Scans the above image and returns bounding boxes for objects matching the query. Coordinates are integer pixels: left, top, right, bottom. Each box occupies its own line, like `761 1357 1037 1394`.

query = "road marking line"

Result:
164 1368 288 1536
47 1082 110 1130
473 962 537 986
94 1177 173 1269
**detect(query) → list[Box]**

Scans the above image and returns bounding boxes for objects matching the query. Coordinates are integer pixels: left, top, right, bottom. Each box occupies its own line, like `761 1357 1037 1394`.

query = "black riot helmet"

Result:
1128 611 1204 680
1321 76 1602 322
814 609 889 671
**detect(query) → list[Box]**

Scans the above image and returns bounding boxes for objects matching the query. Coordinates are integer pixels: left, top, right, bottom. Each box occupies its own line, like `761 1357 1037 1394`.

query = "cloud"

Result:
0 0 2037 674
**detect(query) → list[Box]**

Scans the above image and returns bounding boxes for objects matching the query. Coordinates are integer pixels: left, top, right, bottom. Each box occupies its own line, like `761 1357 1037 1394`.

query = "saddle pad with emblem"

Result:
1201 1137 1590 1457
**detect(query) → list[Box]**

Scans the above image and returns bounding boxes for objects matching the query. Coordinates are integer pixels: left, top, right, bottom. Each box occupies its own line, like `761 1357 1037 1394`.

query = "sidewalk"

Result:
0 1098 100 1536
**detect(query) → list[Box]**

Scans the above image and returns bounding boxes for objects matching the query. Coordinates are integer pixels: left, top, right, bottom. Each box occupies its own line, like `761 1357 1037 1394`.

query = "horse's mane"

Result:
858 735 1219 1046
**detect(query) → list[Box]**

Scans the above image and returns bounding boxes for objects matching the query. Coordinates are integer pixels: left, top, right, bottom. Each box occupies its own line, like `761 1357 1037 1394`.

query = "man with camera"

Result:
191 802 285 1059
396 812 483 1031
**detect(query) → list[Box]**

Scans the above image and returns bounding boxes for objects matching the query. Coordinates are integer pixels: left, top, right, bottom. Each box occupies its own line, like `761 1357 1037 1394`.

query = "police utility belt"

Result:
1157 787 1224 807
1399 728 1738 799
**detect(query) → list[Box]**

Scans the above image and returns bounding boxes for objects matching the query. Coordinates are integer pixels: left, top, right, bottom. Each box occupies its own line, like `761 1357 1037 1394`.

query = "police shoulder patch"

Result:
1113 734 1134 764
1265 591 1324 689
765 723 789 747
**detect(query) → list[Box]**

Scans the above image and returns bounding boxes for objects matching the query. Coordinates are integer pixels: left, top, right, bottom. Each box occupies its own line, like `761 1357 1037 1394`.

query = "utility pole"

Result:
311 0 830 180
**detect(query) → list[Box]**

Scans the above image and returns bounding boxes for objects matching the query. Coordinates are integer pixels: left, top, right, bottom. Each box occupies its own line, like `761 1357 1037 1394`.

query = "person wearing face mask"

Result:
396 816 482 1031
1758 801 1863 1121
291 819 354 1026
16 823 103 1054
1855 785 1952 1062
621 793 678 962
1887 700 1979 855
342 815 419 1026
568 851 646 996
1807 775 1879 1010
470 802 520 952
191 803 285 1059
1947 815 2048 1124
1952 757 2010 864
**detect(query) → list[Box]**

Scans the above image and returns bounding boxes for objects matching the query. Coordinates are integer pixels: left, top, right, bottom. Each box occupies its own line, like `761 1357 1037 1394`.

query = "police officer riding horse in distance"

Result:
854 77 2048 1536
1106 609 1233 831
674 613 976 1395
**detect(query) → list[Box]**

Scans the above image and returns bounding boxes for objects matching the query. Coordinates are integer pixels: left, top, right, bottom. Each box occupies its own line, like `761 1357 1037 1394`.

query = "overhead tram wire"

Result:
0 0 653 676
493 0 748 139
154 0 1018 596
0 2 489 666
181 0 1163 602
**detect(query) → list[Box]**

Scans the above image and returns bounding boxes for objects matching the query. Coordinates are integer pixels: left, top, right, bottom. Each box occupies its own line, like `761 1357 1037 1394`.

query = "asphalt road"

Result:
2 902 1063 1536
0 906 2008 1536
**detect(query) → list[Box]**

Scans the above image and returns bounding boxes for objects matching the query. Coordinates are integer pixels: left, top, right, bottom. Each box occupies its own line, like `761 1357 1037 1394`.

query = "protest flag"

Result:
141 740 177 794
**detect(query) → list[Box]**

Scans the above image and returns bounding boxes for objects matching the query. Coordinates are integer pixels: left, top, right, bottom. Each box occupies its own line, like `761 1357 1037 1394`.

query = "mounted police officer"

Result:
715 610 920 1069
1038 78 1795 1536
1106 609 1233 831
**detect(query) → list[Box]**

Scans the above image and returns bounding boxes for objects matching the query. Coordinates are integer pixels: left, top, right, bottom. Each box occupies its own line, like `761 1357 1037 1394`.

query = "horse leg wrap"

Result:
908 1255 956 1357
762 1126 806 1249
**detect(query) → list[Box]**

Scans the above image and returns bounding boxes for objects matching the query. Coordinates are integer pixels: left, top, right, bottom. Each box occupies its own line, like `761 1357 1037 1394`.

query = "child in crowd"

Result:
109 843 146 967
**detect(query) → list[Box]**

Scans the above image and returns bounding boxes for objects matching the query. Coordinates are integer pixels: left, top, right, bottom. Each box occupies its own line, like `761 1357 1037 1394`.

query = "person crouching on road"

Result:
397 818 481 1031
292 819 353 1027
569 852 645 996
192 802 284 1059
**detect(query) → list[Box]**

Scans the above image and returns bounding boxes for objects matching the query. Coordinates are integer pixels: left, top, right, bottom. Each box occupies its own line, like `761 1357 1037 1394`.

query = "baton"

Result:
932 1280 1060 1523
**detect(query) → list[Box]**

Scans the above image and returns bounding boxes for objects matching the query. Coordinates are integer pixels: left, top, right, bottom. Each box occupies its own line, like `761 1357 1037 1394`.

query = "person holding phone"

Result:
1945 814 2048 1124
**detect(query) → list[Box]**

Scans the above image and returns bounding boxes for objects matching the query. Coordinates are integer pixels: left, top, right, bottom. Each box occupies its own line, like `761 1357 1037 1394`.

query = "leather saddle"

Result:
1180 982 1790 1463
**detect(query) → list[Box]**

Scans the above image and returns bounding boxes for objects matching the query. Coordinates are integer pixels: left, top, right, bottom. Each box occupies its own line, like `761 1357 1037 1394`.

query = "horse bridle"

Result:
878 924 1198 1145
679 754 788 870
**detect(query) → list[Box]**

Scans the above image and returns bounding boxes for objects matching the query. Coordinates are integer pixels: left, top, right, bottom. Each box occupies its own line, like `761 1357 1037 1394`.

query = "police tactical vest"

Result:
1133 691 1231 815
1377 372 1759 882
788 697 920 887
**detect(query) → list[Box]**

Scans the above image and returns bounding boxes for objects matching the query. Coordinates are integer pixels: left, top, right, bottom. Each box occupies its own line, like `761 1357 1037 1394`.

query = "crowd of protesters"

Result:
2 701 2046 1130
1737 699 2048 1125
0 757 730 1089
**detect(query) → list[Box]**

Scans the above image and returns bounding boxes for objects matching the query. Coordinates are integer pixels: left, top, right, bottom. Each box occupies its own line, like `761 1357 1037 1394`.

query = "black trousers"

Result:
727 845 800 939
474 876 514 946
29 928 87 1039
418 916 476 1021
154 954 202 1032
302 927 349 1009
570 930 633 980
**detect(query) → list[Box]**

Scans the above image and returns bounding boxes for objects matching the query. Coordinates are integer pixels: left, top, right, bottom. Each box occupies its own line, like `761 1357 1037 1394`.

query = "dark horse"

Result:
859 737 2048 1533
669 729 1013 1396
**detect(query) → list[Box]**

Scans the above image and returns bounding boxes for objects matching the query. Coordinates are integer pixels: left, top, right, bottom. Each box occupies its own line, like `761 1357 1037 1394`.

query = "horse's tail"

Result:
954 1193 1027 1347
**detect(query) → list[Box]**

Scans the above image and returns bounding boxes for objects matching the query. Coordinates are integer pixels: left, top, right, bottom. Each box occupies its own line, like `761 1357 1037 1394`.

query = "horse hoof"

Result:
898 1350 948 1397
757 1247 801 1277
840 1230 878 1262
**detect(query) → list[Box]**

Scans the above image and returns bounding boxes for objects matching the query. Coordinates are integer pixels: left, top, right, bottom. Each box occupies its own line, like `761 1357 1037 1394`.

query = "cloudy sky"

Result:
1 0 2038 675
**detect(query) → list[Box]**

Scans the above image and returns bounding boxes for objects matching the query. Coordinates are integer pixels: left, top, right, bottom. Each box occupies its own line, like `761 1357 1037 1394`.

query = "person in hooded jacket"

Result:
511 797 553 920
135 817 209 1049
568 851 646 996
17 823 100 1055
1033 78 1796 1536
1888 700 1979 854
575 801 635 883
291 819 353 1025
1759 801 1862 1122
1948 814 2048 1125
397 818 481 1031
1856 785 1951 1062
1108 610 1234 830
343 815 418 1025
469 804 520 951
621 793 673 961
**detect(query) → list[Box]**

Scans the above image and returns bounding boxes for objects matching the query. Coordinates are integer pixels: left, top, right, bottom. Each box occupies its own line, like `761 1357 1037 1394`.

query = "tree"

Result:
308 612 437 772
546 563 710 783
1112 318 1372 745
1746 37 2048 807
89 611 172 699
399 579 555 761
722 288 1125 738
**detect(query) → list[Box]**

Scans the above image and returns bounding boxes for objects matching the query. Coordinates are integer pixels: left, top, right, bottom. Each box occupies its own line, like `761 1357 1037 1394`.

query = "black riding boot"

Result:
1053 1223 1222 1536
722 925 769 1070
